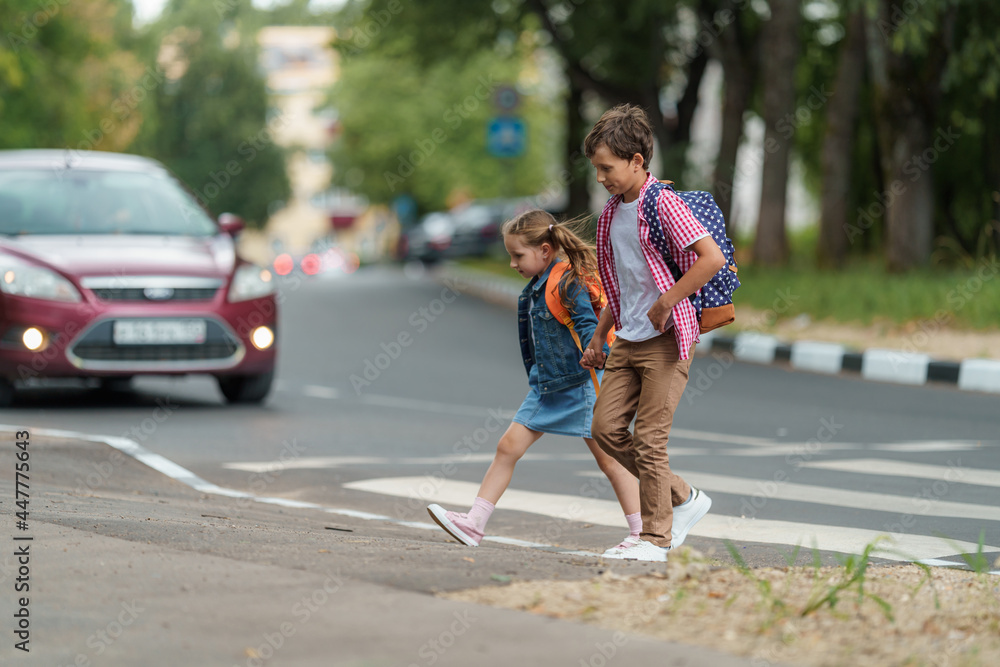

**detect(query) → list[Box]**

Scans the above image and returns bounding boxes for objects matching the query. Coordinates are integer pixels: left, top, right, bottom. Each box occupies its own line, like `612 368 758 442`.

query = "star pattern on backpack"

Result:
642 182 739 319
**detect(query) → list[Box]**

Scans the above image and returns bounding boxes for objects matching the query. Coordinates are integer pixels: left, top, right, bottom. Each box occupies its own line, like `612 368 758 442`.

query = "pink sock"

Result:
468 497 496 531
625 512 642 539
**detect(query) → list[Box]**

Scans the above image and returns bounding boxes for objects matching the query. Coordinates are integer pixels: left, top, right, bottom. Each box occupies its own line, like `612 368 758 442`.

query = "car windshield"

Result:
0 169 218 237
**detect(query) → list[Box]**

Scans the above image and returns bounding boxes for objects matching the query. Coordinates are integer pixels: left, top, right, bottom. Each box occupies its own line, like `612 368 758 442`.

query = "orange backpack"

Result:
544 261 615 394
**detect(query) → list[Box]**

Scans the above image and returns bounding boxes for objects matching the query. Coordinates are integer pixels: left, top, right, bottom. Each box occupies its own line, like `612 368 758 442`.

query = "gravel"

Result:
444 548 1000 667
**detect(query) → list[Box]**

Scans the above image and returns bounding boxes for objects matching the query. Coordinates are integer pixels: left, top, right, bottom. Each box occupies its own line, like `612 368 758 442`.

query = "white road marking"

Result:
344 476 1000 562
0 425 597 557
670 428 776 447
221 437 993 474
224 456 394 472
223 452 610 473
871 441 987 452
916 557 1000 575
278 388 992 458
303 385 340 399
10 423 994 567
671 429 985 454
361 393 516 419
684 443 861 457
802 459 1000 488
575 470 1000 522
280 384 517 418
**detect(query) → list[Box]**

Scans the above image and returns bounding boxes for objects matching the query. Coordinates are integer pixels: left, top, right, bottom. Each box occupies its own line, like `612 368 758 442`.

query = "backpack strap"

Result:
642 181 698 308
545 261 601 395
544 261 574 327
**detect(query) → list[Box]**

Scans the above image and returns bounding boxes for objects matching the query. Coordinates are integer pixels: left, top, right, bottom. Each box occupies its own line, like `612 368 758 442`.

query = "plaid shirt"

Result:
596 174 709 360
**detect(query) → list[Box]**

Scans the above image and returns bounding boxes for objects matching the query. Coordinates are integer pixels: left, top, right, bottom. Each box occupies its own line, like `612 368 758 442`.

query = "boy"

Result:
580 104 724 562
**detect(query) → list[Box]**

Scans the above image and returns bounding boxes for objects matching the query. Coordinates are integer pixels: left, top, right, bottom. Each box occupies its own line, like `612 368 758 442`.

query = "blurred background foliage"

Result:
0 0 997 274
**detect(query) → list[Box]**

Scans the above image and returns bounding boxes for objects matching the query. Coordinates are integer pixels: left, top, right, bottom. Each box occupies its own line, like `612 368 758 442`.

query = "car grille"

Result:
92 287 219 302
79 276 225 303
73 341 239 362
69 319 241 365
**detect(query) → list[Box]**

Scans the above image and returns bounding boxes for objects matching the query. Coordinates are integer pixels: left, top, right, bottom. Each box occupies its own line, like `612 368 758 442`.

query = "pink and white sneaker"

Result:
603 535 641 556
427 504 484 547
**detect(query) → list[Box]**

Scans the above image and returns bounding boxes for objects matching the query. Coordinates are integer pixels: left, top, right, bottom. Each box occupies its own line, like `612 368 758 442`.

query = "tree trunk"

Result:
865 0 940 271
986 98 1000 257
713 67 751 225
565 81 590 217
818 9 866 268
702 0 756 227
753 0 800 266
884 116 934 271
660 50 709 180
673 50 709 146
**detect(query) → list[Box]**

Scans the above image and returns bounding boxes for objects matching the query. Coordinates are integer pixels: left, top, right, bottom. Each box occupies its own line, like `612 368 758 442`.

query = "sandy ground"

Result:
732 306 1000 361
445 547 1000 667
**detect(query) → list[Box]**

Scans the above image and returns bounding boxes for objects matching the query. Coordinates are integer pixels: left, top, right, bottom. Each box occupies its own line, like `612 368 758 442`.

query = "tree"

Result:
0 0 146 151
133 0 289 227
753 0 801 265
860 0 1000 270
517 1 715 210
328 40 558 212
697 0 761 226
864 0 946 271
331 0 712 216
923 0 1000 263
818 8 867 267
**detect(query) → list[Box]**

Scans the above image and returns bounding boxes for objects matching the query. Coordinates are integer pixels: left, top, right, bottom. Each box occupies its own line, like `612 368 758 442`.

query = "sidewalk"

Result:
0 432 767 667
438 263 1000 395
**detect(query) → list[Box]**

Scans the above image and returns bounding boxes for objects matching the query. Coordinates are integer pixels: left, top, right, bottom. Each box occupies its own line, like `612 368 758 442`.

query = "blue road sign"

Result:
487 116 526 158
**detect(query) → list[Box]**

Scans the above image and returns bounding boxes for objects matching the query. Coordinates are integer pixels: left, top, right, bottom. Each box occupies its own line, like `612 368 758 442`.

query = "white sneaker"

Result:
672 488 711 548
602 535 640 557
602 539 669 562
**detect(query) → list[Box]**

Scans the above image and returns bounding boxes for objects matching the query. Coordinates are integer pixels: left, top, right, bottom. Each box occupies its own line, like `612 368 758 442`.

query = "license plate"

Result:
113 319 206 345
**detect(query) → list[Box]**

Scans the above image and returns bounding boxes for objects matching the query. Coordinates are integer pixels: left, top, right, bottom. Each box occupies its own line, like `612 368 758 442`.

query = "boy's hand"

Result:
581 338 607 369
647 293 675 333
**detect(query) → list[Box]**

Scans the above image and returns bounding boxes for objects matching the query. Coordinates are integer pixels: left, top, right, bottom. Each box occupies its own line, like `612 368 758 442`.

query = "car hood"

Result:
0 234 237 278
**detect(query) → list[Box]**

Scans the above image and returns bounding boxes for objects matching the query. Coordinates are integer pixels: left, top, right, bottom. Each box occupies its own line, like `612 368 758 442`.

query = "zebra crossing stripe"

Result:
801 459 1000 488
344 476 999 563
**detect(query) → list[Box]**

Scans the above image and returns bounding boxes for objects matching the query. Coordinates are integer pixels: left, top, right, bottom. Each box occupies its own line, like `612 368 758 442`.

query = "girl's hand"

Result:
581 339 607 369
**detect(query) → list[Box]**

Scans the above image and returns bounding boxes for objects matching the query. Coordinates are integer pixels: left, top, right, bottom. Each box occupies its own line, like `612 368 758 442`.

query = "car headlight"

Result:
0 256 81 302
228 264 276 302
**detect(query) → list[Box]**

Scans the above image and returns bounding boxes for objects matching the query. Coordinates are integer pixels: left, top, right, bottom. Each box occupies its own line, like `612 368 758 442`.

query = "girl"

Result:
427 209 642 555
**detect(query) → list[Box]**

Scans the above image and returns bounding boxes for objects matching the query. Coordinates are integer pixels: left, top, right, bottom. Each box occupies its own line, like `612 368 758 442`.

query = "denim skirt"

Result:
512 363 599 438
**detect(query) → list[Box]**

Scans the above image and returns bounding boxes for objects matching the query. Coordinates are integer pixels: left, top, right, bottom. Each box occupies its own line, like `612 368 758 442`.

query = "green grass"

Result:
735 258 1000 330
455 252 1000 331
724 537 938 628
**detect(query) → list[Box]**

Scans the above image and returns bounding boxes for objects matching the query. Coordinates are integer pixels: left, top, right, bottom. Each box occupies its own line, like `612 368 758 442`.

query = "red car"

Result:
0 150 277 406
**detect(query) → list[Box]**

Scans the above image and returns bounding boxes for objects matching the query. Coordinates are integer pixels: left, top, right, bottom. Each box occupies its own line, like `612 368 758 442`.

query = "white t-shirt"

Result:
609 198 672 342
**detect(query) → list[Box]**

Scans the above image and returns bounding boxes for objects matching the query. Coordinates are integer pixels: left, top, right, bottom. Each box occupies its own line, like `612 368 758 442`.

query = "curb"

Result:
440 264 1000 396
698 331 1000 394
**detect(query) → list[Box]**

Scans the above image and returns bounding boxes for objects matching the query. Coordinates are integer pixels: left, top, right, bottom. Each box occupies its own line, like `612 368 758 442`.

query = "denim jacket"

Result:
518 261 607 394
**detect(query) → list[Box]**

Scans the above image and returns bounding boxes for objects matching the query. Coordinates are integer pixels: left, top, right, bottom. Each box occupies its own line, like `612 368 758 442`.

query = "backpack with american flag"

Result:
641 180 740 333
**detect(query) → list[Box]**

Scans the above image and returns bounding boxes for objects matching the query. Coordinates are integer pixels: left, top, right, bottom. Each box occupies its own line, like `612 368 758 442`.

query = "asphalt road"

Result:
5 264 999 567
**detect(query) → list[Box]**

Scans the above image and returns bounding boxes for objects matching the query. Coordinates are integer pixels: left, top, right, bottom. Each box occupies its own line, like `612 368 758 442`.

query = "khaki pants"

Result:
592 333 693 548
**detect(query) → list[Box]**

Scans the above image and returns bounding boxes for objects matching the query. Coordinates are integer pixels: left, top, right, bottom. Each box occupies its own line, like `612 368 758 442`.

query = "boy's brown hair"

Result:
584 103 654 170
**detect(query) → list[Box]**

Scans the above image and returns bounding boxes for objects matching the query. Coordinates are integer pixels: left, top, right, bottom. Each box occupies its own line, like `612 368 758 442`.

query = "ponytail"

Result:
501 210 601 313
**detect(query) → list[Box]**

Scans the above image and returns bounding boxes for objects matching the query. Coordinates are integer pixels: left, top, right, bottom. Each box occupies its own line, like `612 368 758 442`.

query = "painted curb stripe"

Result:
445 268 1000 393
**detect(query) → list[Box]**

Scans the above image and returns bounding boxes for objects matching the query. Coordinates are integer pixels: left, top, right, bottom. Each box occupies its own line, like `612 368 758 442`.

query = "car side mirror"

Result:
218 213 245 236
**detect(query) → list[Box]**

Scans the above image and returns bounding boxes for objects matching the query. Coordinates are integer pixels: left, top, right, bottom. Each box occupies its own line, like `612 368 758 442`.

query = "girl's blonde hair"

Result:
500 209 600 312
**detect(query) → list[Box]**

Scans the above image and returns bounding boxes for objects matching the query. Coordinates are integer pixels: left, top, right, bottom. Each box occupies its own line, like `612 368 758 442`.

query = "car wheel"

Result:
0 378 13 408
217 371 274 404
